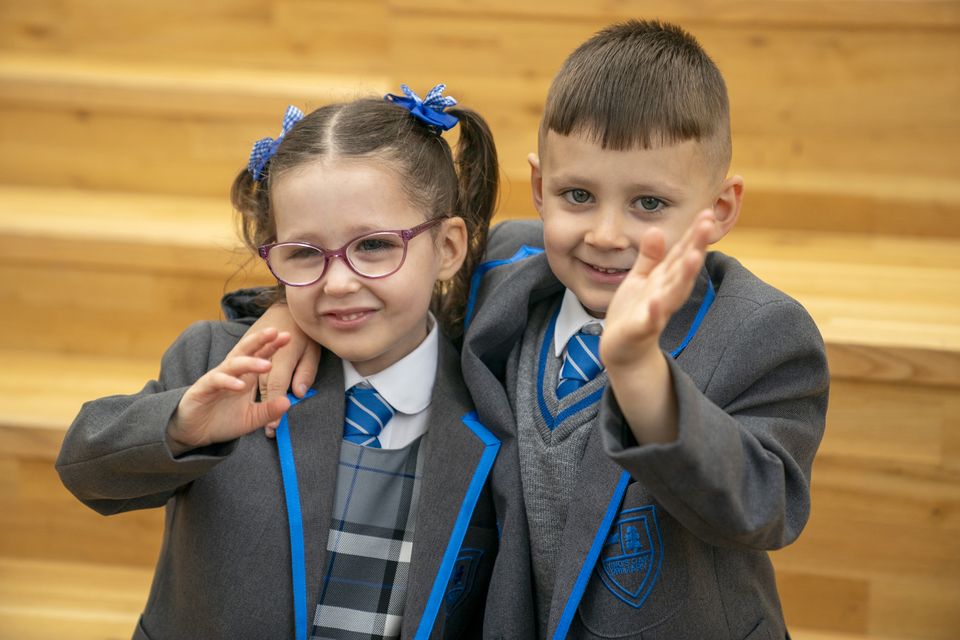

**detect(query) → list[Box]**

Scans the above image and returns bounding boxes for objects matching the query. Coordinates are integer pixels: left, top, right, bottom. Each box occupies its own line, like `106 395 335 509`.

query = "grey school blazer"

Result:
464 221 830 640
56 321 499 640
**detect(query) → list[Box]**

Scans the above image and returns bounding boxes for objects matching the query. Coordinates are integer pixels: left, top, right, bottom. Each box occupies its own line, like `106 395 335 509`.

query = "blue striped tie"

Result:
343 384 394 448
557 327 604 399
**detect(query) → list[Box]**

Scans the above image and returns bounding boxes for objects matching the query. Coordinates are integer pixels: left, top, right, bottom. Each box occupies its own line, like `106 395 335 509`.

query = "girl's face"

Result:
271 159 466 376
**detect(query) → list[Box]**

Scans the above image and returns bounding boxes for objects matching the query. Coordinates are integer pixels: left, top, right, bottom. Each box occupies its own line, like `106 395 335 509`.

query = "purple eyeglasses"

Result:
258 217 446 287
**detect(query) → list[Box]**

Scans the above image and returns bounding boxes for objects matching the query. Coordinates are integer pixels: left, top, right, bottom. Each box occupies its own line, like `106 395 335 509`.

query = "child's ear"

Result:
528 152 544 216
436 216 468 281
709 175 744 243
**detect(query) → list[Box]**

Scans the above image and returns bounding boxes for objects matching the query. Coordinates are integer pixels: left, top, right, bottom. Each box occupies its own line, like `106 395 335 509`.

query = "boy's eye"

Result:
636 196 665 212
562 189 593 205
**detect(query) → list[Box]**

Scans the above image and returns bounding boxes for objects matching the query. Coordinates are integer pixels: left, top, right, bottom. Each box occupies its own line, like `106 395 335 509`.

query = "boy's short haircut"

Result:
541 19 732 174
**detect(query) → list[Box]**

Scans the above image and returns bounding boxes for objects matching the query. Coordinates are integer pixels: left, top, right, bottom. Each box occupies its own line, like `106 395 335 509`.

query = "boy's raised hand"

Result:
166 328 293 455
600 210 715 444
250 303 322 437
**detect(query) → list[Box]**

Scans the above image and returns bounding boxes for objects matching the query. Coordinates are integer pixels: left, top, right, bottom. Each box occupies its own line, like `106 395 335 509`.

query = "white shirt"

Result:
342 316 438 449
553 288 605 358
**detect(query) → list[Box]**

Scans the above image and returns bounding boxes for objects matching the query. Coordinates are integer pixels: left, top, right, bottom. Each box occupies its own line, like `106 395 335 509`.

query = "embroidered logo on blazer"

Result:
445 548 484 614
596 505 663 608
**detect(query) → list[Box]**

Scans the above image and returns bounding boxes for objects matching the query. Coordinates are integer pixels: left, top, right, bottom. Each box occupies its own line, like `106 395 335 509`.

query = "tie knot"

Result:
557 328 604 400
343 383 394 448
580 322 603 337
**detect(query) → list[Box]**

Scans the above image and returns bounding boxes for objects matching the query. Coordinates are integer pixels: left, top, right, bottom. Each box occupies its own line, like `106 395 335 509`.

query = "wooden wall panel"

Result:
0 0 390 73
1 1 957 234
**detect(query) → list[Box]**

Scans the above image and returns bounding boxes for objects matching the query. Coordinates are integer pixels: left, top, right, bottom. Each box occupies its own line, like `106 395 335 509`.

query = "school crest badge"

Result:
596 505 663 608
445 548 484 613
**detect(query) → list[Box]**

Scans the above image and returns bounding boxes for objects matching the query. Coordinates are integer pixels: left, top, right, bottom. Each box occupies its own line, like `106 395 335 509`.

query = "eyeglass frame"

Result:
257 216 448 287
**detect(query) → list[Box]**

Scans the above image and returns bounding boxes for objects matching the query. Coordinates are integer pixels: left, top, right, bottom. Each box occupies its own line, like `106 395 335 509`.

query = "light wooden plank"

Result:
0 52 389 116
773 456 960 582
0 0 391 73
0 556 150 640
776 571 869 634
0 264 271 358
0 350 158 434
389 0 960 29
868 575 960 637
0 458 163 568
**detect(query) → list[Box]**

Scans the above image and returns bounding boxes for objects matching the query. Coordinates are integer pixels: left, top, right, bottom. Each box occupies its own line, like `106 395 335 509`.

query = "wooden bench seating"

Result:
1 185 959 636
1 0 958 636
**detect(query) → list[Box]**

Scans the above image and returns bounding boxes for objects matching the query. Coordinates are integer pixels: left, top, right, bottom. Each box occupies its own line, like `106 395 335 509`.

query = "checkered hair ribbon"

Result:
384 83 460 132
247 105 305 181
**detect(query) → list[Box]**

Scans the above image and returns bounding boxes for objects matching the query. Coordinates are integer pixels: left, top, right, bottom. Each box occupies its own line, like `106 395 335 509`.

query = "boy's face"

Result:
531 130 740 317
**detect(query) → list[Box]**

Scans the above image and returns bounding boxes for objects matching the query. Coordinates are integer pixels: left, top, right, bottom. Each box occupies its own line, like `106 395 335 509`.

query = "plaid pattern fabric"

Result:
311 436 425 639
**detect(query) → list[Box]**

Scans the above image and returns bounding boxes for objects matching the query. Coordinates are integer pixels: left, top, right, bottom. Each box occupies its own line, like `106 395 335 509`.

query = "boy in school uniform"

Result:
465 20 830 639
232 19 829 639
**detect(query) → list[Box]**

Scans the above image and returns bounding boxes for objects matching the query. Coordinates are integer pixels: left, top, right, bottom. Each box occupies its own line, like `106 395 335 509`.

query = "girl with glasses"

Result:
57 85 505 640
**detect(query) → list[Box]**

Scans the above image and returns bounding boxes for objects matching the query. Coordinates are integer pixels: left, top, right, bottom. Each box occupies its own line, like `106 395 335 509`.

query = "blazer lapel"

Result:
462 252 562 436
286 353 346 627
545 425 628 639
402 337 498 639
660 266 711 353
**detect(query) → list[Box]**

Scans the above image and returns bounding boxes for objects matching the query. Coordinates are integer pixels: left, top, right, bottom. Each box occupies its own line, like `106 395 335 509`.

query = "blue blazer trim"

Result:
415 411 501 639
553 470 631 640
464 245 544 330
276 389 318 640
669 278 716 358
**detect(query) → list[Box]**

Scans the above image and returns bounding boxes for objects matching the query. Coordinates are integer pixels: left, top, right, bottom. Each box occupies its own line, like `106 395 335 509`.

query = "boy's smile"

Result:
531 130 741 317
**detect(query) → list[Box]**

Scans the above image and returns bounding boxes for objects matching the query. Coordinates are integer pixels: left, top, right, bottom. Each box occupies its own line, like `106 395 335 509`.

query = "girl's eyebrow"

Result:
278 223 385 244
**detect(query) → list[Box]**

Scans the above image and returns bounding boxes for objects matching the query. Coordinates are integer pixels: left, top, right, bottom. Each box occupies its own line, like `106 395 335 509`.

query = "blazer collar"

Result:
401 335 497 638
544 424 624 638
286 353 346 626
659 266 712 355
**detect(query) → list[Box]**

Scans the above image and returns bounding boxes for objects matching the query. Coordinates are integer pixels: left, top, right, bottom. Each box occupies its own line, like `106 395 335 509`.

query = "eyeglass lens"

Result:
268 232 407 284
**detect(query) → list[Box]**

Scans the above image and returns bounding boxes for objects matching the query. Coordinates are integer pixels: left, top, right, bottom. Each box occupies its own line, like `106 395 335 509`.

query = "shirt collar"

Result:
554 288 605 357
343 314 438 415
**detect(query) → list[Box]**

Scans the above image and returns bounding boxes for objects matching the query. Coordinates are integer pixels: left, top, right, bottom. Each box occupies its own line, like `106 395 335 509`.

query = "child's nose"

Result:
586 210 630 250
321 256 363 296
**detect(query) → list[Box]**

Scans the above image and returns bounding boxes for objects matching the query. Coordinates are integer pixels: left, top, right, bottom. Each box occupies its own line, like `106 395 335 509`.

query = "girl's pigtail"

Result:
230 167 282 307
231 168 273 254
441 107 499 337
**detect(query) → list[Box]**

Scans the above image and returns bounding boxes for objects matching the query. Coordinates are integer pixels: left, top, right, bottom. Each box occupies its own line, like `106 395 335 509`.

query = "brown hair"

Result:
231 96 499 338
542 19 731 173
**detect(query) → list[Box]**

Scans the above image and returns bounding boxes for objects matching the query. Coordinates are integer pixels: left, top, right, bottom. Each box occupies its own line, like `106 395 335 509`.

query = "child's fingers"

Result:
229 327 280 358
204 371 248 393
216 355 273 380
627 227 666 281
291 341 322 398
248 396 292 432
252 332 292 360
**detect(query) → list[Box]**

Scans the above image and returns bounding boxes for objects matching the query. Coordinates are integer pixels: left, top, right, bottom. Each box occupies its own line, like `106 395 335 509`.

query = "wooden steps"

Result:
2 186 959 635
2 1 959 637
2 7 959 236
0 51 388 199
0 185 274 359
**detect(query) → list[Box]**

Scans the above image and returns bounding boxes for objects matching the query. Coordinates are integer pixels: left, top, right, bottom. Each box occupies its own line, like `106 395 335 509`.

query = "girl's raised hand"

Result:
166 328 293 455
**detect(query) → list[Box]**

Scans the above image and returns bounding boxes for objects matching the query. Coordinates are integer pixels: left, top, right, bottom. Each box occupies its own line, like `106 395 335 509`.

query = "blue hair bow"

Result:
385 84 459 132
247 105 305 181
